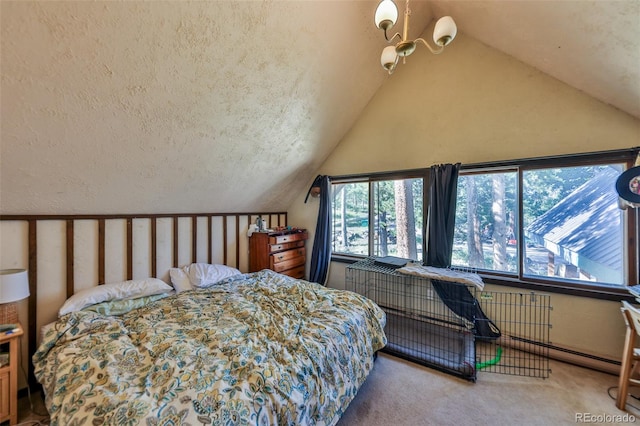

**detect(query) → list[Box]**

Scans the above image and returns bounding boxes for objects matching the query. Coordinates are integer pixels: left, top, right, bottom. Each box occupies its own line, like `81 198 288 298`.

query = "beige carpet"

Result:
337 352 638 426
19 353 636 426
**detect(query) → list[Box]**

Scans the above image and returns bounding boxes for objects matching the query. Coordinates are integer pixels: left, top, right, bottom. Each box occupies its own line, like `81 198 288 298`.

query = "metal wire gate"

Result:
345 258 552 381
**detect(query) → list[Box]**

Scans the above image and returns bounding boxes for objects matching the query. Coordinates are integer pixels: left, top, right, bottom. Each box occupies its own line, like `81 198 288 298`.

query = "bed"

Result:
33 267 387 426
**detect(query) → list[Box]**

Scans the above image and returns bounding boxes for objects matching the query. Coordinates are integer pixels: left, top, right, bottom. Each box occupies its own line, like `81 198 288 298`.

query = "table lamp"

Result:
0 269 30 325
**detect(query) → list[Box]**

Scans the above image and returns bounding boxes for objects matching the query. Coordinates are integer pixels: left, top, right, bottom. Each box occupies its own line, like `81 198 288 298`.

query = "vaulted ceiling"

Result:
431 0 640 120
1 1 638 215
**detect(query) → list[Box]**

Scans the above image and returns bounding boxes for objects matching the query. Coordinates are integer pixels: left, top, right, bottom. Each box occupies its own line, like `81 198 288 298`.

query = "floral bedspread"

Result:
33 270 387 426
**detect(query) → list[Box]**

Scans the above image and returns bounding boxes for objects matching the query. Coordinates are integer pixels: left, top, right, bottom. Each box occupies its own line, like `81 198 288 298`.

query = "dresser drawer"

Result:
270 255 305 273
269 240 305 253
271 247 305 264
269 231 308 245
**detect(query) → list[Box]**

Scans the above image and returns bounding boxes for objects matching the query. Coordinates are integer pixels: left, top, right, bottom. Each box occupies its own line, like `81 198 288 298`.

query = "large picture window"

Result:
331 149 637 297
332 173 425 261
453 161 631 289
453 170 518 274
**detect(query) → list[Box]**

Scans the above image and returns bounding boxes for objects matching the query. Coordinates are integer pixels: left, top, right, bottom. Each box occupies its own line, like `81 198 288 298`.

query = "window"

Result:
332 182 369 256
453 154 636 292
330 149 637 297
453 170 518 274
332 172 425 261
522 166 625 285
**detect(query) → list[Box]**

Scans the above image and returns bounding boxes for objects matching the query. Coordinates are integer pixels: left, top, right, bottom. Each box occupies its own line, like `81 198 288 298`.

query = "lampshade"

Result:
0 269 29 324
381 45 398 71
433 16 457 46
375 0 398 30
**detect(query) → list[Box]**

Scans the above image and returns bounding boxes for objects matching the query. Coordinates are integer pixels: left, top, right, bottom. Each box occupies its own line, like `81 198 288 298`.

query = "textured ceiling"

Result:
431 0 640 120
1 1 638 215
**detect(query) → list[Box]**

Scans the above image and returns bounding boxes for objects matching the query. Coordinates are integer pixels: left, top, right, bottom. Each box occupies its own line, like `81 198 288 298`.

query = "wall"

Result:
0 1 388 215
289 33 640 365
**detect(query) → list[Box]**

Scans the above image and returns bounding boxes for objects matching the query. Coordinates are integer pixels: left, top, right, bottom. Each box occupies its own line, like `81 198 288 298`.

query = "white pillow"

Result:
58 278 173 317
169 267 193 293
185 263 241 288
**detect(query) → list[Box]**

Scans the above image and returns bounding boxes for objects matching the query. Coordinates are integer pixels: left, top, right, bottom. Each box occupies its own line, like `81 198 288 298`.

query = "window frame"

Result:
457 148 639 300
330 168 430 262
330 148 639 301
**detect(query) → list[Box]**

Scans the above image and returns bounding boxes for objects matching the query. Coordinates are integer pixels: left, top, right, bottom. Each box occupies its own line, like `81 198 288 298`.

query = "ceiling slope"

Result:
1 1 424 214
431 0 640 119
1 1 637 215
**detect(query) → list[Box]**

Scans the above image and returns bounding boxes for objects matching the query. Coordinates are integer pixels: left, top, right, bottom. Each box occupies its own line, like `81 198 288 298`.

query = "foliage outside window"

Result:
453 163 627 288
453 171 518 274
332 176 424 261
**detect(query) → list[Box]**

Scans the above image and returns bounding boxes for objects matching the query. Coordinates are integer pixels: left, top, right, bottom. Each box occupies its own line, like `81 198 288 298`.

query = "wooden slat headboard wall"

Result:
0 211 287 386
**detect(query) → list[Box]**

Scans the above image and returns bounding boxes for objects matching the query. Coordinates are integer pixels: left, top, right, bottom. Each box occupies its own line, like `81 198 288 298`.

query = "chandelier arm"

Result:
385 30 403 43
415 37 444 54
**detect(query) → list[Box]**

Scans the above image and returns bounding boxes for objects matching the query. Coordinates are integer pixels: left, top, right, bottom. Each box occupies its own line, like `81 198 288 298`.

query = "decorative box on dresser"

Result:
0 322 23 426
249 229 308 279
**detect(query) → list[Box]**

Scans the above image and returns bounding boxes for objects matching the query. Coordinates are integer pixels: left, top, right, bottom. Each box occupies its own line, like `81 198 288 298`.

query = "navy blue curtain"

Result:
426 164 461 268
425 164 500 340
306 175 331 285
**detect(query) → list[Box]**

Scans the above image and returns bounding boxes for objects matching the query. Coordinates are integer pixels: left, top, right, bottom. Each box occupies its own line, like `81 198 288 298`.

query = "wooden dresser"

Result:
249 229 308 279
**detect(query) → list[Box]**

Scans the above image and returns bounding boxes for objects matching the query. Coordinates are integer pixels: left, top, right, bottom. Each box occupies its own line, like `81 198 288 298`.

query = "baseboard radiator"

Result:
546 344 620 376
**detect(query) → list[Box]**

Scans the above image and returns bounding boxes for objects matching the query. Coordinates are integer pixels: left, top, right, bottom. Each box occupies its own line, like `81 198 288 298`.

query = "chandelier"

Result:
374 0 457 74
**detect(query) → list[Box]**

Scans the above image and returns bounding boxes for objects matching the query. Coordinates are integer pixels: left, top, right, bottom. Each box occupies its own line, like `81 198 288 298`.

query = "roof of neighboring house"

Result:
525 166 623 272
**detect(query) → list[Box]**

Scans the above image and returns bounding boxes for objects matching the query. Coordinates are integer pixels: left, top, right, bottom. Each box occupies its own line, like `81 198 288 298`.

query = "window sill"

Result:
480 275 633 302
330 255 633 302
331 254 367 264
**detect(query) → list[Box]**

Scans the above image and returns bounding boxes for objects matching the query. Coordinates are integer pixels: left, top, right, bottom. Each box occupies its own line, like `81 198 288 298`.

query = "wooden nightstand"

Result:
0 323 23 425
